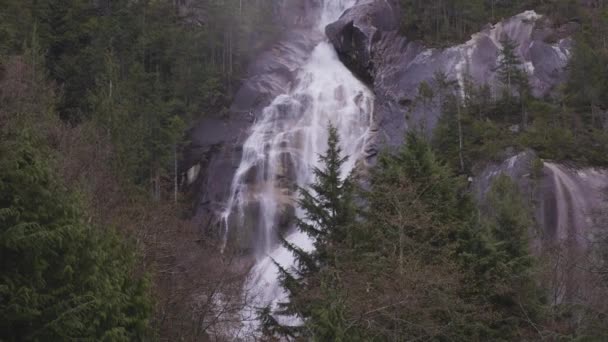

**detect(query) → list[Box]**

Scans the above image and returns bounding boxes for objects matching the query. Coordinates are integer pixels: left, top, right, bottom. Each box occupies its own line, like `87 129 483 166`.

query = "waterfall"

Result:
534 162 608 304
220 0 374 334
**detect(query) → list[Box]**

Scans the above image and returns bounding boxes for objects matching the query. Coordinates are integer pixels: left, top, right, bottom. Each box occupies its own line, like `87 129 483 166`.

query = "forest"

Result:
1 0 275 340
1 0 608 341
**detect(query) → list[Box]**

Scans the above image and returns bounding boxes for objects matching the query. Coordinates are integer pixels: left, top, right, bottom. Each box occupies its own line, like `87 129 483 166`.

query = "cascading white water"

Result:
220 0 373 334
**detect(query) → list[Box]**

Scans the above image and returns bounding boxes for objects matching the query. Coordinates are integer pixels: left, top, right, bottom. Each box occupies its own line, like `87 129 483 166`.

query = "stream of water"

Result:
220 0 374 334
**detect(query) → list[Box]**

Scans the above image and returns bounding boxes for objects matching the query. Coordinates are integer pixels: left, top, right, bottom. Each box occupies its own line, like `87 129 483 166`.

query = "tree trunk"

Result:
521 98 527 131
399 224 404 275
174 144 178 203
457 100 465 173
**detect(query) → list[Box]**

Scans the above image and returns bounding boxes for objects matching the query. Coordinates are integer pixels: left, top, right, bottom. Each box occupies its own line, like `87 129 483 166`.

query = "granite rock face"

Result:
473 152 608 246
327 1 575 152
325 0 400 84
472 151 604 250
324 1 607 252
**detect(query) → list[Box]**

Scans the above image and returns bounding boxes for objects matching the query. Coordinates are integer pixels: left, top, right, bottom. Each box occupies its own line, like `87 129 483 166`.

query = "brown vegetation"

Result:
1 53 253 341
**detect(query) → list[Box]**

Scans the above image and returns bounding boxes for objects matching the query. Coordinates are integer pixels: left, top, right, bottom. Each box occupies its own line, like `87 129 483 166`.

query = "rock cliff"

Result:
326 0 575 152
475 152 608 251
326 1 608 279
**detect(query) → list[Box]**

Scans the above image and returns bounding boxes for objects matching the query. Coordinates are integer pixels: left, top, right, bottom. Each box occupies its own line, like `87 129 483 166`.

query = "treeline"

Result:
262 125 608 340
1 0 276 187
400 0 583 46
432 6 608 171
1 0 276 340
397 0 608 171
0 52 151 340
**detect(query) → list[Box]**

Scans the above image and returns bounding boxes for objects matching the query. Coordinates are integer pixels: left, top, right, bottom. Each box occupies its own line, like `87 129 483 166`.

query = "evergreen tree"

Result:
466 175 545 338
398 0 539 46
295 124 354 260
368 132 472 261
434 94 463 169
303 132 483 341
264 123 355 339
497 36 525 98
33 0 101 122
415 81 434 132
0 133 151 341
432 71 468 172
497 36 531 128
565 36 608 127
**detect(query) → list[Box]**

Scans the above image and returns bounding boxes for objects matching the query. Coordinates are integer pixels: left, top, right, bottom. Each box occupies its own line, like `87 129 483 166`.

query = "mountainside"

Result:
325 0 607 256
186 0 606 253
2 0 608 340
183 0 608 339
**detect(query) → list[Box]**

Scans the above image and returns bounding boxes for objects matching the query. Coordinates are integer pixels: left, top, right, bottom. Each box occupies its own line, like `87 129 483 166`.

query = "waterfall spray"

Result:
221 0 374 335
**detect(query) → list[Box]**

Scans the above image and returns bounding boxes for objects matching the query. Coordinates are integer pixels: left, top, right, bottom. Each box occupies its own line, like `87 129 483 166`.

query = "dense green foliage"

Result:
400 1 608 170
433 4 608 171
466 175 545 337
0 36 152 337
0 132 150 341
264 129 546 340
399 0 582 46
2 0 608 340
1 0 278 339
0 0 276 186
263 124 356 338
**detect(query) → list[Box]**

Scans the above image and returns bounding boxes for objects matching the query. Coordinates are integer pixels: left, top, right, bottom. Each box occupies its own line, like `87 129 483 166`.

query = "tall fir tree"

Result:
497 36 525 97
0 133 151 341
497 36 531 128
262 123 355 339
294 132 484 341
466 175 545 339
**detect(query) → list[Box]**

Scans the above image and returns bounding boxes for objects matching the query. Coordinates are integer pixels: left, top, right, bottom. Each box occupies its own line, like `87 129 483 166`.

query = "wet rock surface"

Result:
474 151 608 302
475 151 608 253
325 0 400 84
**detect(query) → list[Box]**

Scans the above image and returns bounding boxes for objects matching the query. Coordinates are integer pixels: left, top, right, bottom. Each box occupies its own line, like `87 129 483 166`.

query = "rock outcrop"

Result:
474 151 608 250
325 0 400 84
326 0 575 152
324 1 608 254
